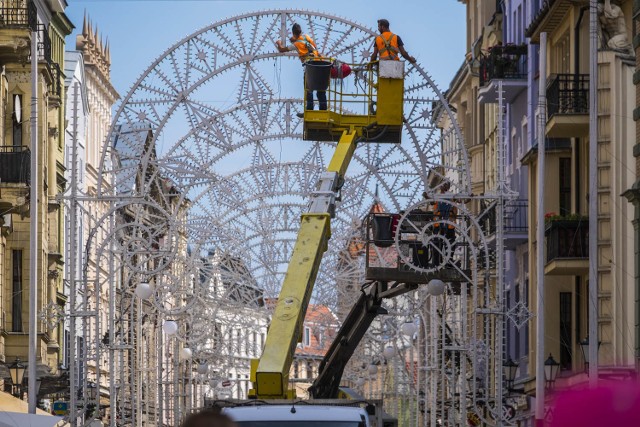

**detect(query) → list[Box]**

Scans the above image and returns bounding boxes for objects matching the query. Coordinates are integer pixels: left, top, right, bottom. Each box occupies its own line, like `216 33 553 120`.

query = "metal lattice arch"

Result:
99 9 470 296
69 9 517 427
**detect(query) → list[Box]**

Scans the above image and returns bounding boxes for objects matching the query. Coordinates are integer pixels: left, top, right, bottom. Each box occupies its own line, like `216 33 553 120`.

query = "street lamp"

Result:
86 381 99 419
544 353 560 389
427 279 446 296
579 336 601 374
382 345 395 360
401 321 417 337
8 358 26 397
502 357 518 390
87 381 98 400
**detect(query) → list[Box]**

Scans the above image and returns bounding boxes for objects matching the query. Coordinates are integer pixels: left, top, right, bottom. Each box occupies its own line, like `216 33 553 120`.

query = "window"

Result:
12 250 22 332
517 5 522 44
303 327 311 347
559 157 571 215
515 285 521 358
293 361 299 379
559 292 572 370
64 329 70 368
506 289 512 358
524 279 530 354
12 94 22 147
553 32 571 74
306 361 313 379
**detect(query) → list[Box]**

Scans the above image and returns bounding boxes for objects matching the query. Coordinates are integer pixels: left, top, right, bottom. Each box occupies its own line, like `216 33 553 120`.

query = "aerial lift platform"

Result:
249 59 407 400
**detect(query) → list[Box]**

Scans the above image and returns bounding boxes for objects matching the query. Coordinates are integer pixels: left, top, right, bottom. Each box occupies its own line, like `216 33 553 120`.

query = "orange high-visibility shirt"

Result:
292 34 320 62
375 31 400 60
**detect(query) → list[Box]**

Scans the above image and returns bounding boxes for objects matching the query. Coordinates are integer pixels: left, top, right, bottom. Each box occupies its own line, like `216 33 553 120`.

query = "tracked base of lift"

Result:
366 266 471 284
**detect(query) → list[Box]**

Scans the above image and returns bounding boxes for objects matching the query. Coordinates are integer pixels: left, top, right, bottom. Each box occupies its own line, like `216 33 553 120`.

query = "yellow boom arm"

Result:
250 130 358 399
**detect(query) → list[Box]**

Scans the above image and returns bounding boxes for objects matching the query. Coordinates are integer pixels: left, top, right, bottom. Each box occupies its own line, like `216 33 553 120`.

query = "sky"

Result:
65 0 467 101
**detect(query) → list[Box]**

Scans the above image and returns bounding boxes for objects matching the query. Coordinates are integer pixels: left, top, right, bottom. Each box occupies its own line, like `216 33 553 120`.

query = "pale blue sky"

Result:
66 0 467 99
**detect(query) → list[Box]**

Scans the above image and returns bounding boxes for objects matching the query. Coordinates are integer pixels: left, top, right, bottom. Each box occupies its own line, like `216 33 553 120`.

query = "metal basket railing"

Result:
303 59 379 123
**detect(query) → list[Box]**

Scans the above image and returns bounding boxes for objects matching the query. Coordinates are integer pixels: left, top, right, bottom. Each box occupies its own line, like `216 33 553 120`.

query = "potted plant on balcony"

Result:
544 212 588 227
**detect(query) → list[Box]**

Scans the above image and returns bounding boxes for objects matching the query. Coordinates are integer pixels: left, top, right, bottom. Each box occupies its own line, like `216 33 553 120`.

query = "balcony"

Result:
546 74 589 138
482 199 529 249
544 218 589 275
525 0 571 43
0 145 30 184
478 44 528 104
0 1 36 29
0 1 36 61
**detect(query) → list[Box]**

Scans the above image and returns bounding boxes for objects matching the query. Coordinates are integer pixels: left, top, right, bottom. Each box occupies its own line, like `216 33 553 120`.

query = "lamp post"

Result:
544 354 560 389
579 336 601 374
87 381 98 419
503 357 518 391
8 358 26 398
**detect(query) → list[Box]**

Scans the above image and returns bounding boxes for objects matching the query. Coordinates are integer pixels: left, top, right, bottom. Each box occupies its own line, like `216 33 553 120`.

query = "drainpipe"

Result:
535 32 548 427
575 6 588 215
588 0 599 387
28 16 39 416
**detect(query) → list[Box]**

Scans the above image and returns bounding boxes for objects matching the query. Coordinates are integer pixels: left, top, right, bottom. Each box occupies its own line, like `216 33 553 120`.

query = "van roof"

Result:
224 405 366 422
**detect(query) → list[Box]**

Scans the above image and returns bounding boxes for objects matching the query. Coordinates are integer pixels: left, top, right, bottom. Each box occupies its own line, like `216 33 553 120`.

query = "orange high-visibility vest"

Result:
433 201 456 229
293 35 320 62
375 31 400 61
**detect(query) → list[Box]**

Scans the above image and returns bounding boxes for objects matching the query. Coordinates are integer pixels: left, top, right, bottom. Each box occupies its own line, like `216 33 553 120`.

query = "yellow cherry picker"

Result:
213 59 406 427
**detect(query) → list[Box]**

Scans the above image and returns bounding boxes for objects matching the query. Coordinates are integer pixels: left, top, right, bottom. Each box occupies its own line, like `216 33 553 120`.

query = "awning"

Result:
0 413 64 427
0 391 64 426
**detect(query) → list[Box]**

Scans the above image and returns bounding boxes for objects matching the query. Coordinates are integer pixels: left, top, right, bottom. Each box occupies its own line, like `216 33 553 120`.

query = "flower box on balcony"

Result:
545 218 589 263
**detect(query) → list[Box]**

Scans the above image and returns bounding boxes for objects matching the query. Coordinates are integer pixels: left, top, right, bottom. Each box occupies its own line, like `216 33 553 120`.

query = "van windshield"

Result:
236 423 362 427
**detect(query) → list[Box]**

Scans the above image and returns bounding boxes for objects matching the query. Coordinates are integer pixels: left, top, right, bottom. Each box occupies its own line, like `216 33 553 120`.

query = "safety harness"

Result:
377 32 400 60
294 35 320 61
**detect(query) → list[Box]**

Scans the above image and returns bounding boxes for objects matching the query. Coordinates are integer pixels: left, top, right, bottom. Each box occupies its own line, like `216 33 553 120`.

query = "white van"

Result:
223 404 371 427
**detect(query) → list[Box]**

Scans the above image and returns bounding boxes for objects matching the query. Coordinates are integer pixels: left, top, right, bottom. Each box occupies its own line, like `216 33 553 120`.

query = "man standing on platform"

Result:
370 18 416 64
276 23 327 117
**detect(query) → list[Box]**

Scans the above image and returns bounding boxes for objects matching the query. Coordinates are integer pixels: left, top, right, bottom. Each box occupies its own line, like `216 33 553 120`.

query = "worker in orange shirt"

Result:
370 19 416 64
276 23 327 116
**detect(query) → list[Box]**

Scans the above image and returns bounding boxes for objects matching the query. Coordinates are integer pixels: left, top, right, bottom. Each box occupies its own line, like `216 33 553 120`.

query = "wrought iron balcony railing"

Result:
545 218 589 262
547 74 589 117
50 62 62 97
481 199 529 236
479 44 528 87
0 145 30 184
0 0 37 30
505 199 528 233
36 23 51 65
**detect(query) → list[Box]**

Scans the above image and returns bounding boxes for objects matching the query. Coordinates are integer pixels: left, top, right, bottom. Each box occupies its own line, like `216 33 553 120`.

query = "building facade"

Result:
624 0 640 374
0 0 72 404
445 1 636 425
63 14 119 422
525 0 636 397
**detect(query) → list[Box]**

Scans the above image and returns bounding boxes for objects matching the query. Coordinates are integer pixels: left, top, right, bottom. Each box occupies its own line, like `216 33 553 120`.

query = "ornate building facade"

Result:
0 0 72 404
63 14 119 421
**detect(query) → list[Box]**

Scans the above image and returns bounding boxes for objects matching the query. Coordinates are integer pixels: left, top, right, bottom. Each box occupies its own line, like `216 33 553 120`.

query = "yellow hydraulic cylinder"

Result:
250 130 358 399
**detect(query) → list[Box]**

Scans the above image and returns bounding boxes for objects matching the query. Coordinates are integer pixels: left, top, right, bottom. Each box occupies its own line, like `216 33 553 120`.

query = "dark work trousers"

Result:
303 73 327 111
306 89 327 111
